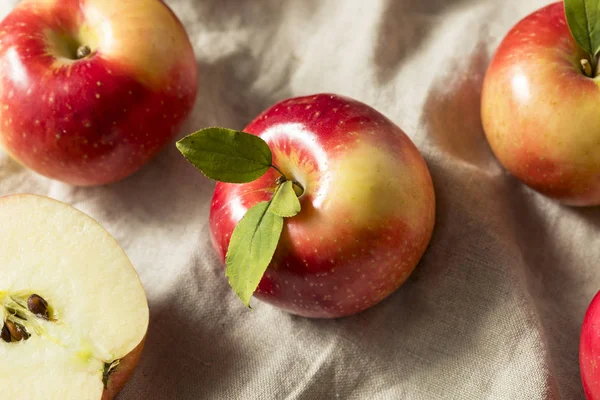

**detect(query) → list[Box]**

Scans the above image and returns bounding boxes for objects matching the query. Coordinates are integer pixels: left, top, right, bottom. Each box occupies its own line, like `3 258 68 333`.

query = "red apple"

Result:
209 94 436 318
0 0 198 186
481 1 600 206
581 291 600 399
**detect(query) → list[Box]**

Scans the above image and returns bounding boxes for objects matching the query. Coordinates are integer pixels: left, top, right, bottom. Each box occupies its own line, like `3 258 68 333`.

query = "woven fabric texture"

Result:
0 0 596 399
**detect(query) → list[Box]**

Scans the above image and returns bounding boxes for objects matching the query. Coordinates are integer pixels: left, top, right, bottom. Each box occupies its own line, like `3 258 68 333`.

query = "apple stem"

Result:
292 181 304 197
581 58 593 77
76 45 92 59
271 165 304 197
103 360 121 388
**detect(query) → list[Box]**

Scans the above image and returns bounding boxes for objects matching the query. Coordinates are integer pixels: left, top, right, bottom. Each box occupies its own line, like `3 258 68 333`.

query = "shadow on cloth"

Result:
190 48 295 132
374 0 481 84
500 179 578 398
118 231 240 399
420 22 593 398
181 0 319 32
418 35 575 398
420 42 495 169
565 204 600 229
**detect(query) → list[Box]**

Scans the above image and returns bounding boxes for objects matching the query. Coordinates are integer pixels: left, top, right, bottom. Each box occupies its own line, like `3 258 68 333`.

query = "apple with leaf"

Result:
482 0 600 205
177 93 436 318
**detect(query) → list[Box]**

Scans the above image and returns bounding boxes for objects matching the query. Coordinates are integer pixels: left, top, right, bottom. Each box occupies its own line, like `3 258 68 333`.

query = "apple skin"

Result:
209 94 435 318
0 0 198 186
581 291 600 400
481 1 600 206
102 336 146 400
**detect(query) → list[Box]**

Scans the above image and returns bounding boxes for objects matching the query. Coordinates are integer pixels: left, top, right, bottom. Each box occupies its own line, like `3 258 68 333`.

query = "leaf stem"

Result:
271 165 304 197
271 164 286 178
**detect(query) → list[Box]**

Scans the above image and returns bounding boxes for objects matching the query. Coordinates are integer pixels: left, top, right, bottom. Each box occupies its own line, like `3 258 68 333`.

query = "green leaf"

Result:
225 201 283 307
565 0 600 57
176 127 272 183
270 180 301 217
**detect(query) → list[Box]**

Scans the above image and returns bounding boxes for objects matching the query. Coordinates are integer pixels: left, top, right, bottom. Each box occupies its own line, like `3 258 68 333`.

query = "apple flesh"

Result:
581 291 600 399
0 195 149 399
0 0 198 186
481 1 600 206
210 94 436 318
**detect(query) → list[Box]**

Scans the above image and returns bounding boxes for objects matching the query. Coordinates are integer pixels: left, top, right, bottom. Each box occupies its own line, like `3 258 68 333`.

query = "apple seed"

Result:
5 320 28 341
1 323 10 343
27 294 49 320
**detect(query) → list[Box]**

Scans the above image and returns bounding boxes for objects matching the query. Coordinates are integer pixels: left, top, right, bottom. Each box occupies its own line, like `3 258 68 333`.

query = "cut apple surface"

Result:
0 195 149 400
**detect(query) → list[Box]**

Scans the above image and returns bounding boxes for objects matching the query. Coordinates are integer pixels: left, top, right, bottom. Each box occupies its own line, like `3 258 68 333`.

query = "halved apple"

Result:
0 195 149 400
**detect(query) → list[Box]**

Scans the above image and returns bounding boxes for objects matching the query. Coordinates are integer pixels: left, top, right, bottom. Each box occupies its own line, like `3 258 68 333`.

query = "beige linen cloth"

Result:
0 0 597 399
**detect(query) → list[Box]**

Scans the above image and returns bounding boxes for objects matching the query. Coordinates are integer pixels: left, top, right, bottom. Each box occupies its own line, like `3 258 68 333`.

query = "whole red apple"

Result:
0 0 198 186
209 94 436 318
581 291 600 399
481 1 600 206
